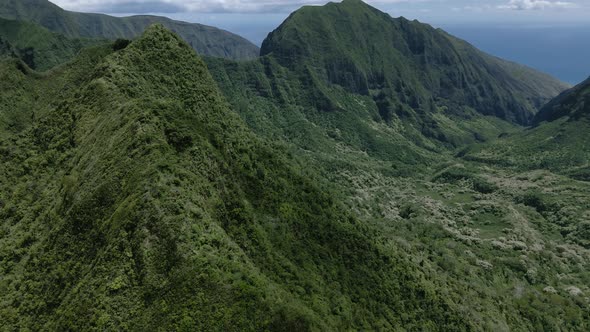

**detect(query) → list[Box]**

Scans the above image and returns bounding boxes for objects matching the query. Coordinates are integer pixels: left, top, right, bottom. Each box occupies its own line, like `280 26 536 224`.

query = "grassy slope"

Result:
0 0 259 60
0 17 104 71
0 25 477 330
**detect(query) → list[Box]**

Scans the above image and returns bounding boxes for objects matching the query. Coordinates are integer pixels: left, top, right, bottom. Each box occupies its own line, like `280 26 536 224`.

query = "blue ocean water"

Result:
440 24 590 85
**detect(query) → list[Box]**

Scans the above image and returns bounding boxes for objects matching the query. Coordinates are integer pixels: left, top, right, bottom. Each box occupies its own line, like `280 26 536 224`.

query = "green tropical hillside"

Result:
0 25 481 331
260 0 567 125
205 0 568 167
206 1 589 330
536 76 590 123
465 77 590 180
0 0 259 60
0 0 589 330
0 17 103 71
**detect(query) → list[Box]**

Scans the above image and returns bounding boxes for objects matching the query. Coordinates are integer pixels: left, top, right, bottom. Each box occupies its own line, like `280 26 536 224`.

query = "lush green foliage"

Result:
0 25 479 330
0 17 104 71
1 1 589 330
202 1 589 330
261 0 567 126
0 0 259 60
535 76 590 123
464 78 590 178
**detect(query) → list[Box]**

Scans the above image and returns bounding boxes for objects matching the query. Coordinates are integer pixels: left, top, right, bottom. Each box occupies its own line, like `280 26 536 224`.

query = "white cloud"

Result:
50 0 423 14
499 0 575 10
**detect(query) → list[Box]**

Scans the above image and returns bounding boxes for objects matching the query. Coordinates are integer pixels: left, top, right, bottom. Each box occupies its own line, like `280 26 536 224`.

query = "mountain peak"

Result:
134 23 183 47
103 24 218 96
260 0 566 126
340 0 366 5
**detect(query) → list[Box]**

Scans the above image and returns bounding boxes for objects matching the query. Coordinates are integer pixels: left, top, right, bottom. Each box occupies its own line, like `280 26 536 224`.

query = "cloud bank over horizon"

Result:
50 0 586 15
499 0 575 10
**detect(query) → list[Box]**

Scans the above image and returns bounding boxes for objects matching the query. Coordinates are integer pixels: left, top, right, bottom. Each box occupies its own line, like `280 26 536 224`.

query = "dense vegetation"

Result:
0 0 588 330
205 1 589 330
206 0 568 169
465 77 590 179
535 76 590 123
260 0 567 125
0 25 480 330
0 17 104 71
0 0 259 60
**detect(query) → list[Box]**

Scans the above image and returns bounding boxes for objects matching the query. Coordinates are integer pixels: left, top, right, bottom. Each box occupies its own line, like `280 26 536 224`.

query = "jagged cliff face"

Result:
260 0 567 125
207 0 568 165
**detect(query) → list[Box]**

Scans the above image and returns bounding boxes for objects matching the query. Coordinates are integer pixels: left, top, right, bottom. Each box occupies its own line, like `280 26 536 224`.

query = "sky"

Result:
50 0 590 20
50 0 590 84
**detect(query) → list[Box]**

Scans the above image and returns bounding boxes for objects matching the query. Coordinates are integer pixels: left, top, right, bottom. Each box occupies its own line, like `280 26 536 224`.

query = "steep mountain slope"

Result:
0 33 15 57
206 0 567 170
205 2 589 329
0 25 479 330
535 76 590 123
260 0 567 125
0 0 259 60
0 17 103 70
1 2 588 330
465 77 590 179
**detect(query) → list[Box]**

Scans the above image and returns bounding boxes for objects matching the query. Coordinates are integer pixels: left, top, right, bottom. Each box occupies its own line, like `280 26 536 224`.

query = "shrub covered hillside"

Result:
0 17 104 71
0 25 477 330
0 0 259 60
206 0 568 169
260 0 566 125
465 77 590 180
205 1 589 329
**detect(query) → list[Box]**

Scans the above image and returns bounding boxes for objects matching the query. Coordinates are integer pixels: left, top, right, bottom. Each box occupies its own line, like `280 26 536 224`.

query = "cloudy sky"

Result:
50 0 589 19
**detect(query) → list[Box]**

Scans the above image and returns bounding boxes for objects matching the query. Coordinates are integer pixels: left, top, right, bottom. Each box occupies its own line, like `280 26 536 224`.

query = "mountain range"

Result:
0 0 588 330
0 0 259 60
0 17 104 70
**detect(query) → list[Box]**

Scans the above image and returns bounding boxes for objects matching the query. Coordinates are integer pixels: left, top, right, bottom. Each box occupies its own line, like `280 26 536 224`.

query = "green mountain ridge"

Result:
260 0 567 126
535 76 590 123
0 0 259 60
0 17 104 71
1 0 589 330
0 25 479 330
206 0 567 170
464 76 590 180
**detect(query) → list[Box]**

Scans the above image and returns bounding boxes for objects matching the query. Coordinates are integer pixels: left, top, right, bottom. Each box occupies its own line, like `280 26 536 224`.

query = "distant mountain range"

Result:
207 0 569 166
0 0 259 60
259 0 567 125
0 17 103 70
1 0 589 330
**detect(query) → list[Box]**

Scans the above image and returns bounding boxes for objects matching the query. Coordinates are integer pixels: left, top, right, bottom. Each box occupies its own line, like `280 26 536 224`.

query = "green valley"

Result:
0 0 588 330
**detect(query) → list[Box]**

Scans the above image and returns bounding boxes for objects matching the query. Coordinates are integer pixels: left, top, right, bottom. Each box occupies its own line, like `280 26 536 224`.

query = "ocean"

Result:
440 24 590 85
